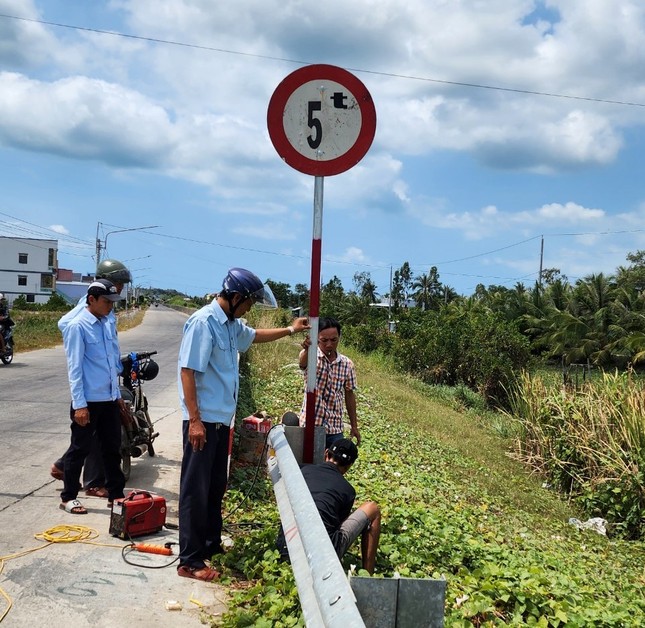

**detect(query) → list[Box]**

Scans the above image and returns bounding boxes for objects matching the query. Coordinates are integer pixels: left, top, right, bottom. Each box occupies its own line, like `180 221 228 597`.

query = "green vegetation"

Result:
506 370 645 540
219 310 645 627
11 299 145 352
10 291 645 624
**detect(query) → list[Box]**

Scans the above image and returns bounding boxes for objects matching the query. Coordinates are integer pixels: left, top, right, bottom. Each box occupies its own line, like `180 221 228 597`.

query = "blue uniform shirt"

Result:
59 295 121 371
63 307 123 409
178 300 255 425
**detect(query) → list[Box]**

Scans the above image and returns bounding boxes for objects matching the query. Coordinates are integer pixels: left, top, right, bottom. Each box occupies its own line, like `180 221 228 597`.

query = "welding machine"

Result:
109 490 167 539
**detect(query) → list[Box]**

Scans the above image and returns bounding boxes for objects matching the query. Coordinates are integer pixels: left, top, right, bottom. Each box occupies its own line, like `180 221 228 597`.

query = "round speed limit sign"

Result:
267 64 377 177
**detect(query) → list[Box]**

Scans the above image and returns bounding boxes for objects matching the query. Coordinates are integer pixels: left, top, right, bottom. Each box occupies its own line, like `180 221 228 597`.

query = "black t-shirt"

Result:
275 461 356 560
301 461 356 536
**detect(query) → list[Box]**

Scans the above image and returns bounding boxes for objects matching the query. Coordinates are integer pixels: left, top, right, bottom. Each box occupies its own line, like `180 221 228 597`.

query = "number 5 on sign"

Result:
267 64 377 177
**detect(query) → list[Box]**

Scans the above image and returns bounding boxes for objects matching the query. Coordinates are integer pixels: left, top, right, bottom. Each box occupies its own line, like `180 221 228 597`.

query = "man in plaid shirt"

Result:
299 317 361 448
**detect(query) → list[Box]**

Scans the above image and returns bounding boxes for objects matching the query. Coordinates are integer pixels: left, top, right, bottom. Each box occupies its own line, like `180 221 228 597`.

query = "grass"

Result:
353 350 574 522
219 313 645 626
505 370 645 539
12 307 146 351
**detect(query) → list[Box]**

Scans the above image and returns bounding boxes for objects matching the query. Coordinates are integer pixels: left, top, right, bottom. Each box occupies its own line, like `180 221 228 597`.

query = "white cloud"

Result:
2 0 644 183
49 224 69 234
535 202 605 222
326 247 369 264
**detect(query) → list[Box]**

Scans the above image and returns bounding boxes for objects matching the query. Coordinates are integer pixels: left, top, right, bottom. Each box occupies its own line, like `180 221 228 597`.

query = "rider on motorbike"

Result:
50 260 133 497
0 293 10 356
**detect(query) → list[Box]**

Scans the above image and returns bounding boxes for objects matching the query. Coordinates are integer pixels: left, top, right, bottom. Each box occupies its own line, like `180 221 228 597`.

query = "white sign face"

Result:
267 64 376 177
282 80 363 161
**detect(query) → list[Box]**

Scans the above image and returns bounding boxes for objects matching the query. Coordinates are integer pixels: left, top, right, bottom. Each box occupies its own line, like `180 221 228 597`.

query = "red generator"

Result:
109 490 167 539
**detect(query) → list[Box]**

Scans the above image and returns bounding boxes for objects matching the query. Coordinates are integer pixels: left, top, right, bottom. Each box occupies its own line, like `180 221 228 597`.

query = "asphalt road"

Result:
0 306 227 627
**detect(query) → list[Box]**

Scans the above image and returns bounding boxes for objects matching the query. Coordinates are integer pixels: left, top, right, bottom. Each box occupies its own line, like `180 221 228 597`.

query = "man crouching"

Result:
277 438 381 574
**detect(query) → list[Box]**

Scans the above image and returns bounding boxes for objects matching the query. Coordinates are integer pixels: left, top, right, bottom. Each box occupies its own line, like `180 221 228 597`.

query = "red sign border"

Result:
267 64 377 177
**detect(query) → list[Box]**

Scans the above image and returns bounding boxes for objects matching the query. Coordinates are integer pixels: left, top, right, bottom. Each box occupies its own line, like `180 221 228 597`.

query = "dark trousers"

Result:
61 401 125 503
56 435 106 489
178 421 229 568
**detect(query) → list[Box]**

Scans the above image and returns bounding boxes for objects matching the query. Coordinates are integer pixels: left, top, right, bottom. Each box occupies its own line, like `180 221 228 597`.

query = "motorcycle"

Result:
0 318 14 365
119 350 160 480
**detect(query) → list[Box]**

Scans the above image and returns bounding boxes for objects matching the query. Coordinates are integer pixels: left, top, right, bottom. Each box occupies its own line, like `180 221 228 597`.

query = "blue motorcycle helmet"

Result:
221 267 277 318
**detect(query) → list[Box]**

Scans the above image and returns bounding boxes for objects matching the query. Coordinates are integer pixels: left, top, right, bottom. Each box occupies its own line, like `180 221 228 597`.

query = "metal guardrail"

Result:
267 425 366 627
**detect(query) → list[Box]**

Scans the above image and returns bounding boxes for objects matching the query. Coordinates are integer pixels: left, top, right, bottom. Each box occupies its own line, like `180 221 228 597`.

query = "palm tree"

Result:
412 266 442 310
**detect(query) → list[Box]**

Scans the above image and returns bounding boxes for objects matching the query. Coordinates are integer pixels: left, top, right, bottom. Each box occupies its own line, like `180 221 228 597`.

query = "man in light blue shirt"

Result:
176 267 310 581
51 259 131 497
60 279 126 514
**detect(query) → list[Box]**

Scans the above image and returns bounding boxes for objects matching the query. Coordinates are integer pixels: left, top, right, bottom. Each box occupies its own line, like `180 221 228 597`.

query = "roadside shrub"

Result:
42 293 73 311
389 309 531 408
10 293 71 312
507 370 645 539
343 318 395 354
10 295 39 311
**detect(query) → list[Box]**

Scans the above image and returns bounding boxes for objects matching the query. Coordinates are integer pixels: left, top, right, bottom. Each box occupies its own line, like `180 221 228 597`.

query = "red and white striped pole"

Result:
304 176 324 463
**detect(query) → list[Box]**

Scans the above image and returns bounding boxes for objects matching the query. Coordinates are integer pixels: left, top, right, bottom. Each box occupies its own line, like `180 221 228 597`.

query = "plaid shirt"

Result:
300 347 357 434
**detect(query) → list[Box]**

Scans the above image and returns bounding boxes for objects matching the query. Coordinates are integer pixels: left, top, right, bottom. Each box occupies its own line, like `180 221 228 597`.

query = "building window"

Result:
41 274 54 289
26 294 35 303
19 253 28 264
18 275 27 286
48 248 56 267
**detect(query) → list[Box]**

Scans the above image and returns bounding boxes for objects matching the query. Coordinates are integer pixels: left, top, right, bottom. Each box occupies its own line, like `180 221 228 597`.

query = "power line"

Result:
1 12 645 108
0 211 92 246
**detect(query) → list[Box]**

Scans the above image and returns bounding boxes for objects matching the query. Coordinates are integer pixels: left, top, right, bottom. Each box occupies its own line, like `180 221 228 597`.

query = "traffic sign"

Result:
267 64 376 177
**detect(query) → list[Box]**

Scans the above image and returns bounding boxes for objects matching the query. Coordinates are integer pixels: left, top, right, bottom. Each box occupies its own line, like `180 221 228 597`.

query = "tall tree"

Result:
293 283 310 312
412 266 442 310
265 279 292 308
320 276 345 319
353 271 378 302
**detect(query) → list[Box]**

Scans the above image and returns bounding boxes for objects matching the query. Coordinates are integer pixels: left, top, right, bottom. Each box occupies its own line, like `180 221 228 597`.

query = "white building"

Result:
0 237 58 305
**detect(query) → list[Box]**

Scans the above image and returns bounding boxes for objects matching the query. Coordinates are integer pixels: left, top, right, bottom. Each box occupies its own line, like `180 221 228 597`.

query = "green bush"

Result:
388 309 531 407
343 318 395 354
11 293 71 312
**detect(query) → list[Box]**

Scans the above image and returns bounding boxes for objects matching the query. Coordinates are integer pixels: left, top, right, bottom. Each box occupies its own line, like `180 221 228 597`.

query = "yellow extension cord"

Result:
0 524 124 624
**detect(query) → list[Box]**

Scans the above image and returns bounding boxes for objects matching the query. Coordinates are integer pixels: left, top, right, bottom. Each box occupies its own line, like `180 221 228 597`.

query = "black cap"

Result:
329 438 358 465
87 279 123 302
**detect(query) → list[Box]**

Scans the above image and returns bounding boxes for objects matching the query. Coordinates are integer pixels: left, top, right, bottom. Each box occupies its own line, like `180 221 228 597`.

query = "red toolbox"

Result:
109 490 167 539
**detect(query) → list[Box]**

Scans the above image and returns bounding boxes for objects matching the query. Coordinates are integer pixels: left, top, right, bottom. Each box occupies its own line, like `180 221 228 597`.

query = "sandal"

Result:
60 499 87 515
50 464 64 481
177 565 220 582
85 487 109 498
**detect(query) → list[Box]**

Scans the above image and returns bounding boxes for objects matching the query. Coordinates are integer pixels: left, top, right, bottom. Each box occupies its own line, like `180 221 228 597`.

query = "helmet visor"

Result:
251 283 278 309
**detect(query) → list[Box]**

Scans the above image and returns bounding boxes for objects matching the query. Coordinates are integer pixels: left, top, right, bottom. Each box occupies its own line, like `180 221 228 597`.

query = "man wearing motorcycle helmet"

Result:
51 259 132 499
176 267 310 582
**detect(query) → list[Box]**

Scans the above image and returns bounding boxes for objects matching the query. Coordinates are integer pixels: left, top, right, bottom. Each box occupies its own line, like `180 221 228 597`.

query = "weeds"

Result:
506 370 645 539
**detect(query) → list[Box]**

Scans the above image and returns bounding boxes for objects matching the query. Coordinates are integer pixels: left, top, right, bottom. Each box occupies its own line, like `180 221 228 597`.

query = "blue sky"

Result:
2 0 645 299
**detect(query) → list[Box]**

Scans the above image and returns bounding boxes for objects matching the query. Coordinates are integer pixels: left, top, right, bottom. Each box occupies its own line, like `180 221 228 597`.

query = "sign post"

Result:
267 64 376 462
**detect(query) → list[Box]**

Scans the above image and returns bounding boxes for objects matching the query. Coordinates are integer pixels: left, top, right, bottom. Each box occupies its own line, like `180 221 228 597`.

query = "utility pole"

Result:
95 222 159 267
388 264 392 322
539 235 544 287
95 222 103 263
